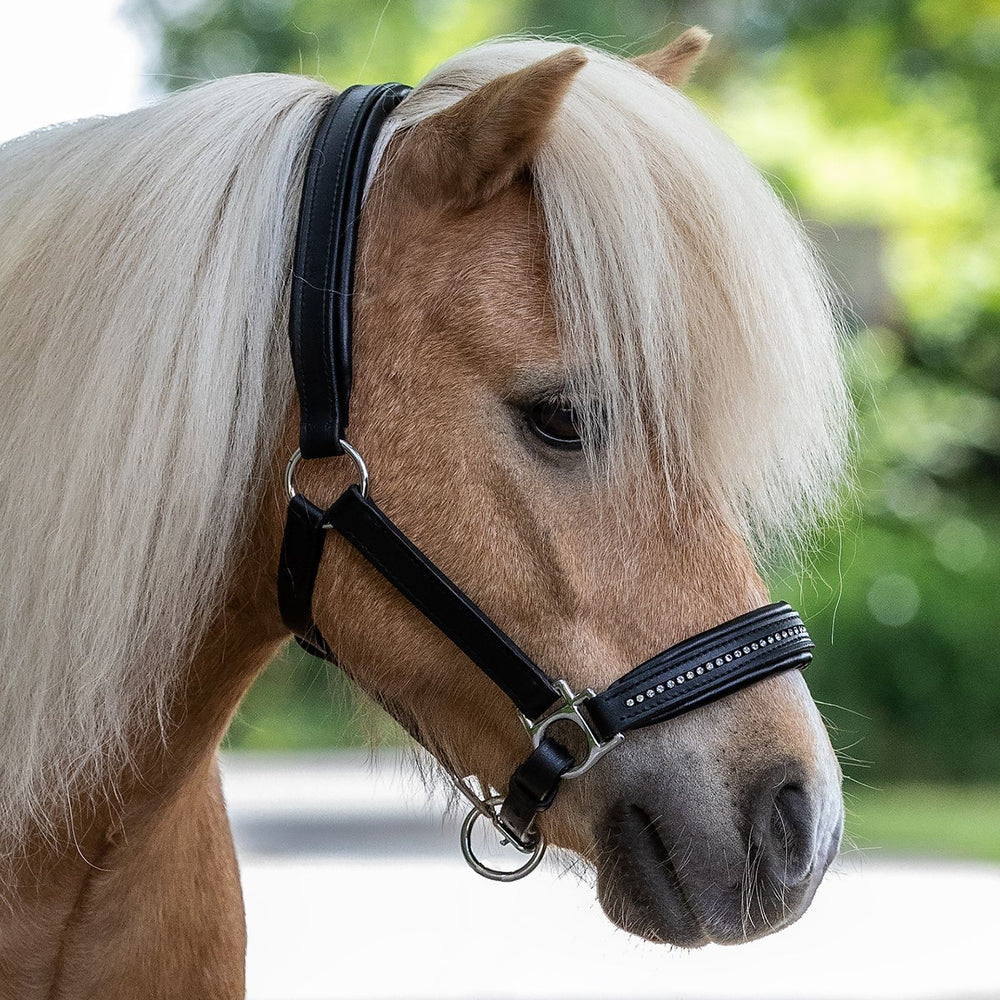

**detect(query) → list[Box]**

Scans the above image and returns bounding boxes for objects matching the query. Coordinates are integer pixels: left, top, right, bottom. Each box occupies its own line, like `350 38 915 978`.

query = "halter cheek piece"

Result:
278 84 815 881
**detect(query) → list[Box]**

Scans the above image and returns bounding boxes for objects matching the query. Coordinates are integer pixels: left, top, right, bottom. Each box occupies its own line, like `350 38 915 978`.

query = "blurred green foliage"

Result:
846 784 1000 861
223 644 404 750
128 0 1000 781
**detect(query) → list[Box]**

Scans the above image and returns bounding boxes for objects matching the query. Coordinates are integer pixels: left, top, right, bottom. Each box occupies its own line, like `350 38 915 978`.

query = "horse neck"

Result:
0 547 286 1000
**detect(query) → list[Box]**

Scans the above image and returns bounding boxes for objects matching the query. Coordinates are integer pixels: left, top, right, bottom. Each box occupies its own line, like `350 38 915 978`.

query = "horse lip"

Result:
595 803 712 947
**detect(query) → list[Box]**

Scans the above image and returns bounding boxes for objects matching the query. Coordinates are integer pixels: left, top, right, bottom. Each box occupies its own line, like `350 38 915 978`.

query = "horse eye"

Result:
527 398 584 450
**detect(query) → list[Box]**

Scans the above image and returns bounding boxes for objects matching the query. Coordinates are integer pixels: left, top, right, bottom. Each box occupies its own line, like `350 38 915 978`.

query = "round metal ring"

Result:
284 440 370 503
460 796 546 882
338 438 370 498
284 448 303 500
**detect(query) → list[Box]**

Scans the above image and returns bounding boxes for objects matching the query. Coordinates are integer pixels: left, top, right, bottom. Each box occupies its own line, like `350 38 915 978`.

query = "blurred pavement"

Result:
222 753 1000 1000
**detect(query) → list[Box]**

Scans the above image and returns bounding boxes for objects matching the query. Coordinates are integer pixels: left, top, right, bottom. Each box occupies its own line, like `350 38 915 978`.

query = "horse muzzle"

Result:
590 688 844 946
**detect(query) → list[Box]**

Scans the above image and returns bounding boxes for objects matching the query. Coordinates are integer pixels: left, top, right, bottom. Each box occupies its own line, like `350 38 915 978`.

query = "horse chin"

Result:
595 865 713 948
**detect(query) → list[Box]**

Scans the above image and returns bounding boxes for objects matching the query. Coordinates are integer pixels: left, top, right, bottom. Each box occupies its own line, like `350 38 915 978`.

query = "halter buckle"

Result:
451 777 546 882
522 679 624 780
459 794 546 882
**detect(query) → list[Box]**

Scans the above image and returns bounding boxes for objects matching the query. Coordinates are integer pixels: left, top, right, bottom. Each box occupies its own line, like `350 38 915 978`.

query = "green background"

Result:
126 0 1000 856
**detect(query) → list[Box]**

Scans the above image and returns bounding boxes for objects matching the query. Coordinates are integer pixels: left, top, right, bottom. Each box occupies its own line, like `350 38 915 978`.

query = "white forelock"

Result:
386 40 852 550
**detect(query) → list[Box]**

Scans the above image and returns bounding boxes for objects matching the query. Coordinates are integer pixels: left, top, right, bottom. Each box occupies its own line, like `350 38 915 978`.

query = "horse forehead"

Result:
378 182 561 370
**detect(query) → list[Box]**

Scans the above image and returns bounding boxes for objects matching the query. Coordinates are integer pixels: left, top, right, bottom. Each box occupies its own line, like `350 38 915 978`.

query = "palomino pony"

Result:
0 29 850 997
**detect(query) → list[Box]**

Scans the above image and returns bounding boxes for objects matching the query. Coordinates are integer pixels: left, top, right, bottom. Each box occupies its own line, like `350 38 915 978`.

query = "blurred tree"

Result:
126 0 1000 781
699 0 1000 781
127 0 520 87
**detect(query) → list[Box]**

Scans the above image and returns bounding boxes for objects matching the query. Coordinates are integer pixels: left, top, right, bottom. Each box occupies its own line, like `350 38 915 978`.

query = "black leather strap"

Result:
498 737 575 843
280 82 409 652
489 605 812 842
288 83 410 460
585 603 813 742
324 485 563 722
277 494 333 659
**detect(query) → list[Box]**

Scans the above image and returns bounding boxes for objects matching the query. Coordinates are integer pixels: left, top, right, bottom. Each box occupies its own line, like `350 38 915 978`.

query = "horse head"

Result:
284 34 849 945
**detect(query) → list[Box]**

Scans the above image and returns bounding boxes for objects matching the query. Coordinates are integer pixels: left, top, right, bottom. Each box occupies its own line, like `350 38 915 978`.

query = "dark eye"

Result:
527 397 584 450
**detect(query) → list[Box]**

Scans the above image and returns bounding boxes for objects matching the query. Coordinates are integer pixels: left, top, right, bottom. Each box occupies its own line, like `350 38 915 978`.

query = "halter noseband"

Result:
278 84 815 880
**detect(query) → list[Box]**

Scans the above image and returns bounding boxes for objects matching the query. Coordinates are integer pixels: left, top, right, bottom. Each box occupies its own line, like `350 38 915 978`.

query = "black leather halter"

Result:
278 83 815 880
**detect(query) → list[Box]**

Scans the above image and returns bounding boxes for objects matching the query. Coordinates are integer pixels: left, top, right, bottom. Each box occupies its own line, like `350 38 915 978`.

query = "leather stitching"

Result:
319 91 371 445
603 643 812 729
600 607 804 695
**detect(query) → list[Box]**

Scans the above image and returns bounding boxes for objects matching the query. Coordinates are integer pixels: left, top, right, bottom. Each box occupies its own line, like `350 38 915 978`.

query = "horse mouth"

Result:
593 801 825 948
594 804 712 947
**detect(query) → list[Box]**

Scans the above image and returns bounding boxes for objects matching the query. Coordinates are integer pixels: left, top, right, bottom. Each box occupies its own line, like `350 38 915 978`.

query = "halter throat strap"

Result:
278 82 816 880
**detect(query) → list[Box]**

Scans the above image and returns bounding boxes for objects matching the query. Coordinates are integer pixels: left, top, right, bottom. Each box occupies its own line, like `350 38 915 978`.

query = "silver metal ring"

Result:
460 796 546 882
284 439 370 502
284 448 303 500
338 439 369 497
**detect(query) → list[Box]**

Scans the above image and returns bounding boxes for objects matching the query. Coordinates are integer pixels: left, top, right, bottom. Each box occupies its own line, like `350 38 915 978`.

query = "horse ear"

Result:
403 47 586 210
631 27 711 87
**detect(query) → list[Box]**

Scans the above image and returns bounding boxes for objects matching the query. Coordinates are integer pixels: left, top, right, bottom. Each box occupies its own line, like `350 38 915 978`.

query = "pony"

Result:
0 28 851 997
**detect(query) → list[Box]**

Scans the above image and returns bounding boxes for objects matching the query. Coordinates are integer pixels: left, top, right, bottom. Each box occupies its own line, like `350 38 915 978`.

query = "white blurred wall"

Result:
0 0 144 144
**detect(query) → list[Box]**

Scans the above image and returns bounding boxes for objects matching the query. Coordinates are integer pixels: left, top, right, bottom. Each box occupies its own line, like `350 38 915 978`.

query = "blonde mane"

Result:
0 74 328 854
0 41 849 857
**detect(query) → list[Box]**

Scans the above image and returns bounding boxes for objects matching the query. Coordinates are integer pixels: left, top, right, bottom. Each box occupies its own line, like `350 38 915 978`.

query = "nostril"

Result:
750 771 816 889
772 783 810 851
